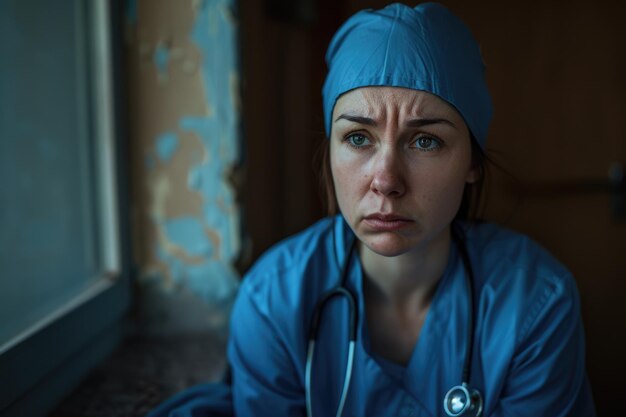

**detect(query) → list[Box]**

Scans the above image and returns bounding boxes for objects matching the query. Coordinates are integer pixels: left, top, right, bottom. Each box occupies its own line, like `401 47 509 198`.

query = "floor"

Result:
49 333 227 417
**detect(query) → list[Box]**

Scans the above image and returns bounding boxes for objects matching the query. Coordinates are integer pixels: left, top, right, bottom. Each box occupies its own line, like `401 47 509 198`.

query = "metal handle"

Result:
609 163 625 220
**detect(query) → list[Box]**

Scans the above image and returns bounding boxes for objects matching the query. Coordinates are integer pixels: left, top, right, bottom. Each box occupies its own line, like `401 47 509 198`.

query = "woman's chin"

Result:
360 234 415 258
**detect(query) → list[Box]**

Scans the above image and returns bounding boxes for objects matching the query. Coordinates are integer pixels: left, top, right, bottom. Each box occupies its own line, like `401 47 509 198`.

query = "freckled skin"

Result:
330 87 477 261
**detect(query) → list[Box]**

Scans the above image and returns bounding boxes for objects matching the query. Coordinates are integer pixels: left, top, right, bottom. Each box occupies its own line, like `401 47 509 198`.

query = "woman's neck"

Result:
359 227 451 308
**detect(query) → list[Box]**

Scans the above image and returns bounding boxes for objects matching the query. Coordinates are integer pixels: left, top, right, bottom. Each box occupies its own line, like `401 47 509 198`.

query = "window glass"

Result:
0 0 101 346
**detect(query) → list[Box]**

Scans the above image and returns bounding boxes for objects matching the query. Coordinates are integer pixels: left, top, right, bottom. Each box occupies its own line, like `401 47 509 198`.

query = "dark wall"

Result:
239 0 346 265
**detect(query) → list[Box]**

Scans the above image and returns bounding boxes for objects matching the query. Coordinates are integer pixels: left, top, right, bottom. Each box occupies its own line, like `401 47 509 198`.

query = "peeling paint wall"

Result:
126 0 240 335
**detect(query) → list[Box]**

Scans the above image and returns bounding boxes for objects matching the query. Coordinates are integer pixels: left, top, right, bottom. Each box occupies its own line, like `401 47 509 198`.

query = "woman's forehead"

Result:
333 87 463 121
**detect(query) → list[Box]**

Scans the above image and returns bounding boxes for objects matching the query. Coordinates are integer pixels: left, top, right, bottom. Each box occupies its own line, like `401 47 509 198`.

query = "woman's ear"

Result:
466 137 484 184
465 163 481 184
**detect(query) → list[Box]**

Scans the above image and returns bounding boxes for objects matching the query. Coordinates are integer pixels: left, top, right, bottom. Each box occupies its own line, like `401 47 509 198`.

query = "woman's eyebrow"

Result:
333 114 456 128
405 118 456 128
334 114 377 125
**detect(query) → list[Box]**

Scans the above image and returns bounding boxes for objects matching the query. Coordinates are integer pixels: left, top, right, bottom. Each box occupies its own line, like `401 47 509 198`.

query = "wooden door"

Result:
457 1 626 414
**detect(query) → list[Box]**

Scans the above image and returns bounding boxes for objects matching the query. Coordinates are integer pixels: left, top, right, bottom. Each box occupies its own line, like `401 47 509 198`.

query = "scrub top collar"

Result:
333 215 473 414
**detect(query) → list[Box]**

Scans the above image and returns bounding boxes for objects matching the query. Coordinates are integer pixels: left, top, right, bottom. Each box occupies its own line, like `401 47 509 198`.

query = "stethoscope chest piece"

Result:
443 383 483 417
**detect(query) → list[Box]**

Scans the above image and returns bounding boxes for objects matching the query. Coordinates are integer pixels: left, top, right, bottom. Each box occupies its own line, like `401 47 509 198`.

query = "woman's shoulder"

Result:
227 218 342 383
462 221 581 337
463 221 573 286
460 224 592 416
236 216 339 312
246 216 335 278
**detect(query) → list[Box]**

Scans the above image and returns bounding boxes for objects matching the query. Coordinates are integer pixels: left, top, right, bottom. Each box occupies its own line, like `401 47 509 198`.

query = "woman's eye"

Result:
414 135 441 151
346 133 370 148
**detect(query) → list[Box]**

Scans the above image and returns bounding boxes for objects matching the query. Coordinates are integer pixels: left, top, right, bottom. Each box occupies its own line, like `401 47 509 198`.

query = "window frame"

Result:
0 1 130 415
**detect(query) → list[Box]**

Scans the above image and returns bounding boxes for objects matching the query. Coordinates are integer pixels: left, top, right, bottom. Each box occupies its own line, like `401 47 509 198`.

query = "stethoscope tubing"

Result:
306 221 481 417
452 223 476 385
306 230 358 417
305 339 355 417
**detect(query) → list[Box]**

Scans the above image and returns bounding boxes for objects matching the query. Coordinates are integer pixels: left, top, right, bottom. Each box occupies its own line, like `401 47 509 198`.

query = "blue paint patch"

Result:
179 0 241 278
154 43 170 77
188 1 239 136
149 0 241 307
156 244 186 285
179 118 224 196
179 117 223 173
186 261 239 301
188 164 204 190
203 199 238 264
155 242 238 302
155 131 179 161
125 0 138 26
164 217 213 258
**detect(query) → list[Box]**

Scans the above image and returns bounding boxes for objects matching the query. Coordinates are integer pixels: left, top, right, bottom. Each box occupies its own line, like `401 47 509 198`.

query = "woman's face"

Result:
330 87 477 257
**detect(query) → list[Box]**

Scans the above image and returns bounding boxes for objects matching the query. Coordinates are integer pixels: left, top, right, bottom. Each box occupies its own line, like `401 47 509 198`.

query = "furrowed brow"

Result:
334 114 377 126
405 118 456 128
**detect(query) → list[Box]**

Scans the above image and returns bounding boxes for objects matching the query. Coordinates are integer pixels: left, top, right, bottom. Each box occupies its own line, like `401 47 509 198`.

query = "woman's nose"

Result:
370 148 406 197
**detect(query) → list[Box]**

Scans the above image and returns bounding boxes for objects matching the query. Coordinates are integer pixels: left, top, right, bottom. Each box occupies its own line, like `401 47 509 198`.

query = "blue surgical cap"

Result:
322 2 493 148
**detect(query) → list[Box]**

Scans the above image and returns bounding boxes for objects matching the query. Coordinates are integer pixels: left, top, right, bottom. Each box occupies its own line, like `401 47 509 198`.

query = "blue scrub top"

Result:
227 216 596 417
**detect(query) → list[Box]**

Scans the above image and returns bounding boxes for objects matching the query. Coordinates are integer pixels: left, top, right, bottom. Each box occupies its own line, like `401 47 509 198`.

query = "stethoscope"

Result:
305 222 483 417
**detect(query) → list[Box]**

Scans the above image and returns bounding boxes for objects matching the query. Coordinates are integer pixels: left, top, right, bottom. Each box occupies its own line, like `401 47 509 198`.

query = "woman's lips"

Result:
362 214 413 231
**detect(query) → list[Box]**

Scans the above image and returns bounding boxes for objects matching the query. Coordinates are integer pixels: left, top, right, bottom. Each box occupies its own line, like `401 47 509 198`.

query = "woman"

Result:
227 3 596 417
